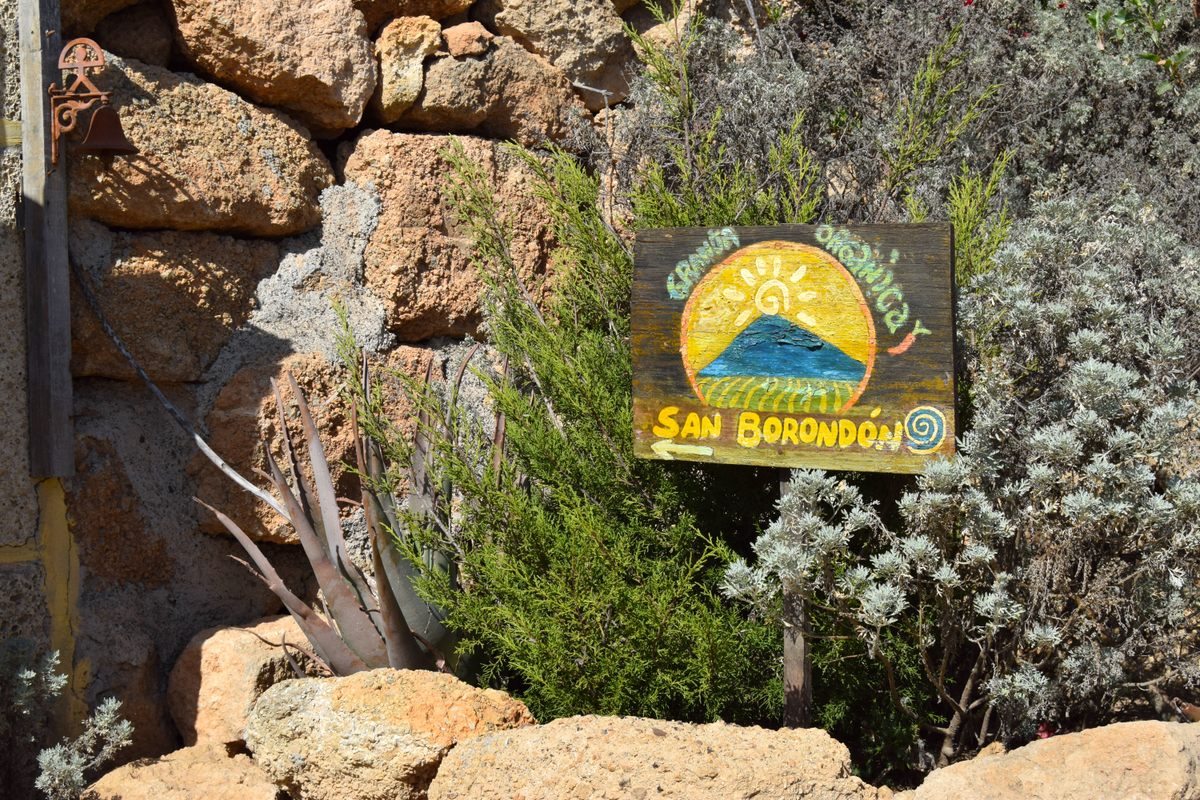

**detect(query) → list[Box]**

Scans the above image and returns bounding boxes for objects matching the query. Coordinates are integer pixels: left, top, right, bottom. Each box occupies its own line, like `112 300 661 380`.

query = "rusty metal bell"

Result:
76 105 138 158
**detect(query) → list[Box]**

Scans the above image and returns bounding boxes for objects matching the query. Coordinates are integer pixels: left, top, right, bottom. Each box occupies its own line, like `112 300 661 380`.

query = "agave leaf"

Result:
352 398 429 669
367 436 459 667
285 373 379 612
263 447 389 668
195 498 367 675
271 378 324 553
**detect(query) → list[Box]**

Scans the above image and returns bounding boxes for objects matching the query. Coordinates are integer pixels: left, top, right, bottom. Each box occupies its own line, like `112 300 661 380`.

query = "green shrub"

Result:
371 140 783 725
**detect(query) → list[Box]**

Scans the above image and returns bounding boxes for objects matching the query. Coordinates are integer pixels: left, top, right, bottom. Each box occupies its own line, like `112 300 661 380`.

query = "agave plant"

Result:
195 365 465 674
70 252 462 675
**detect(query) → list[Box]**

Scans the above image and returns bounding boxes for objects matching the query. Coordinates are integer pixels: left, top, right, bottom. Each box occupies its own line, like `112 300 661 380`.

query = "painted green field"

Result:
695 376 860 413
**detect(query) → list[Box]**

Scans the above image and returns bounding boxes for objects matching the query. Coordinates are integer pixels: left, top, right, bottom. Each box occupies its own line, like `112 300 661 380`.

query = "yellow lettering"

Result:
737 413 762 448
681 412 702 439
782 417 799 445
838 419 857 448
652 406 680 438
701 413 721 439
763 416 782 444
799 417 818 444
876 423 903 451
818 420 838 447
857 420 877 449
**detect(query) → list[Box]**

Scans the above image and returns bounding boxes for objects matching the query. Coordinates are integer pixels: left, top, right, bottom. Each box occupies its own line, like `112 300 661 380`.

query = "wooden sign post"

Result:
633 224 955 474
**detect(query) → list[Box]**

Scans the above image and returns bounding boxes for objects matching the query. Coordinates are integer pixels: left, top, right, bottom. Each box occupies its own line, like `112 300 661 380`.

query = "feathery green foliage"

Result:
886 25 998 209
375 138 784 724
949 152 1012 286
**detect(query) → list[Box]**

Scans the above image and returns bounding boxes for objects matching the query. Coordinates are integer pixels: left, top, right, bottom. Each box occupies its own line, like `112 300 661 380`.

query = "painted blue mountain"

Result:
698 314 866 382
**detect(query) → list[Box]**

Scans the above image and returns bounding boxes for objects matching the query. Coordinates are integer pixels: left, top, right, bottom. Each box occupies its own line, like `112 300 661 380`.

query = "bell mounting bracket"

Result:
48 38 112 165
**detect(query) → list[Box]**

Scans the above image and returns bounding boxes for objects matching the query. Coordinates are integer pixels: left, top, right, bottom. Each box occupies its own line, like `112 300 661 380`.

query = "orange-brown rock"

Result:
69 54 333 237
403 37 585 145
477 0 633 110
69 222 279 382
356 0 473 32
167 615 319 747
428 715 887 800
63 0 139 33
84 744 281 800
373 16 442 123
190 347 433 543
94 2 173 67
343 131 553 340
244 669 536 800
169 0 376 134
910 721 1200 800
443 21 492 57
69 435 173 588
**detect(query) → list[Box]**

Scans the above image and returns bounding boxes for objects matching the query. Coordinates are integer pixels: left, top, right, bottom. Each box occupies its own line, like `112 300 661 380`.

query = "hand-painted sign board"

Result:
632 223 955 474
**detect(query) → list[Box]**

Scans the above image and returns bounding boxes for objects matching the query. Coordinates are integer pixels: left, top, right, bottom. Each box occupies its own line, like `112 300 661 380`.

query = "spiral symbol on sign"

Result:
904 406 946 455
754 279 790 315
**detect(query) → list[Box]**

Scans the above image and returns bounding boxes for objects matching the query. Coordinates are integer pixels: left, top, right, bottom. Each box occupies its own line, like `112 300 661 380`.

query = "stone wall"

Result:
49 0 749 764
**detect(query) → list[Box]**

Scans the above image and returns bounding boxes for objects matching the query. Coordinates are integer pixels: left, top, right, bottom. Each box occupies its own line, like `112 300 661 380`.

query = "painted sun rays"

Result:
681 241 876 416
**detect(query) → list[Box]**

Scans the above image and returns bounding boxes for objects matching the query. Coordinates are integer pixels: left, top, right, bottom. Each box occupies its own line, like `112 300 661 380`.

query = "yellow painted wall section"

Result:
38 478 87 735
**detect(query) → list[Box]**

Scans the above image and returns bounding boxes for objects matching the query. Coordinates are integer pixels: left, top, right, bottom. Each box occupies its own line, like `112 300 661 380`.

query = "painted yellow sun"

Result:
680 240 877 414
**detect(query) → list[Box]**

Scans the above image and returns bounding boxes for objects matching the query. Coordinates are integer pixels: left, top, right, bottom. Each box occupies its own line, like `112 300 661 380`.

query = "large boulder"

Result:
356 0 473 32
69 55 333 236
167 615 319 747
402 37 585 146
244 669 536 800
428 715 887 799
342 130 553 340
372 16 442 123
169 0 376 134
910 721 1200 800
477 0 633 109
69 221 280 383
84 744 281 800
190 347 432 543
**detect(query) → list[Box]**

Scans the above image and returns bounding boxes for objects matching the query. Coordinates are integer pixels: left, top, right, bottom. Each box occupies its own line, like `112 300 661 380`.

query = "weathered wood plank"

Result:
21 0 73 477
632 223 955 474
1 120 22 147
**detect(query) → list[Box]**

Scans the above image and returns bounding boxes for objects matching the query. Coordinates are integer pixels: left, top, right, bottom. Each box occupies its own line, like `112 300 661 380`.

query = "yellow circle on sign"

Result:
680 241 876 415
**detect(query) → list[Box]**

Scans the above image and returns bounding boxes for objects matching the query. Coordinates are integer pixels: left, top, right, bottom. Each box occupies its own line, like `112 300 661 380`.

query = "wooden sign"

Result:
632 224 955 474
